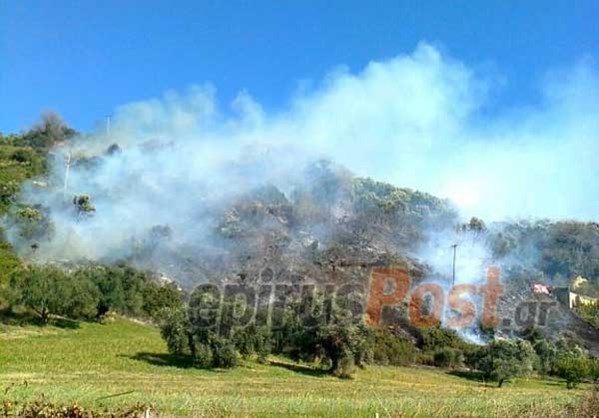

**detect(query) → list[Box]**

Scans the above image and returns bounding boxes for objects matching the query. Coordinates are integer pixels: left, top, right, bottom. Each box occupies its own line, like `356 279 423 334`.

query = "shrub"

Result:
590 359 599 381
232 323 271 363
532 338 558 377
372 329 416 366
209 335 238 368
334 350 356 379
159 307 192 356
416 352 435 366
11 148 34 163
160 307 239 369
188 329 239 369
433 347 463 369
192 343 214 368
420 326 468 351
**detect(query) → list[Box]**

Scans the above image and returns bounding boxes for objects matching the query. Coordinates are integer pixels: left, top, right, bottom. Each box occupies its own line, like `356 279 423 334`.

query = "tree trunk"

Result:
40 308 49 324
187 331 196 358
330 355 339 373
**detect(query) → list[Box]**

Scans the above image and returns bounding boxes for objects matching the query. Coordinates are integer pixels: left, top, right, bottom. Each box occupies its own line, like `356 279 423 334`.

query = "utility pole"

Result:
106 115 111 135
63 150 72 196
451 243 458 287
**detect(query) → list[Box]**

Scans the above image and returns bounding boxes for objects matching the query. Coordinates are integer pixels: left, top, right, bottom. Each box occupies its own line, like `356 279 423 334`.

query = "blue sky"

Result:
1 0 597 134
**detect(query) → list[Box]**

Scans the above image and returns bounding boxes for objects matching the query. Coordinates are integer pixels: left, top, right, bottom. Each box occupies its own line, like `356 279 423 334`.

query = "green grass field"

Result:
0 318 592 417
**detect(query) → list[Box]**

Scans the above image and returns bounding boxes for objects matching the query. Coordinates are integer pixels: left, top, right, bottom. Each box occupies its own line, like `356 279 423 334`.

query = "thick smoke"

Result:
6 42 599 272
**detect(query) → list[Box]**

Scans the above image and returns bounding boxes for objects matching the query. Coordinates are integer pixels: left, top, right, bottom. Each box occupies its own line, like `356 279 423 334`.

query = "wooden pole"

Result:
451 244 458 286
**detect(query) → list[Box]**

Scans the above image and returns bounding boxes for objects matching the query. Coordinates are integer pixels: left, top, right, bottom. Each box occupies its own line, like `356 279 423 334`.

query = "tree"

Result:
276 292 374 377
64 275 101 320
554 348 590 389
475 339 536 387
142 281 182 320
11 148 35 163
533 339 558 378
21 112 77 149
75 266 124 318
160 289 240 369
232 323 271 363
81 265 148 318
160 307 193 356
10 265 72 323
73 195 96 217
13 206 55 241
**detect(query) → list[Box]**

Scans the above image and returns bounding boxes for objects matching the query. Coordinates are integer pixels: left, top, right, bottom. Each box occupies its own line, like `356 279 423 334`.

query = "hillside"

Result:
1 120 598 351
0 114 77 280
0 144 45 279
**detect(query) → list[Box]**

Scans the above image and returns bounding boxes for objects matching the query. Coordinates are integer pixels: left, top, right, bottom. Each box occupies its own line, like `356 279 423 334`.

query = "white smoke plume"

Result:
6 42 599 271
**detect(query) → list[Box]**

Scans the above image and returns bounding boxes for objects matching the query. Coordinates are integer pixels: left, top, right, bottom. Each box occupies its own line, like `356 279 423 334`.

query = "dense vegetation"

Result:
157 282 599 386
490 220 599 288
2 260 596 389
0 263 182 324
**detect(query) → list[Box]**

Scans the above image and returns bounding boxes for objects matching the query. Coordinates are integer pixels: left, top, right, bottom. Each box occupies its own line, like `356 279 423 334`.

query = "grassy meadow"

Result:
0 318 593 417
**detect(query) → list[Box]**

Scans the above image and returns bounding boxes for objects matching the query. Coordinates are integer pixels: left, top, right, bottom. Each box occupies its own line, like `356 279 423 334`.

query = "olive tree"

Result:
474 339 536 387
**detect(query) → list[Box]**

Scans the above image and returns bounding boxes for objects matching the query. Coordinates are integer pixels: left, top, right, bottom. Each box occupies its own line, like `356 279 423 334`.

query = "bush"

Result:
232 323 271 363
372 329 416 366
209 335 238 368
420 326 468 351
160 307 239 369
188 330 238 369
532 338 558 377
11 148 35 163
192 343 214 368
159 307 191 356
590 359 599 381
433 347 463 369
334 350 356 379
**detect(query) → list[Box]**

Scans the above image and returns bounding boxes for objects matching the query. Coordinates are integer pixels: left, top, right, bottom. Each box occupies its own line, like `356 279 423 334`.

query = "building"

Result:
554 280 598 309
